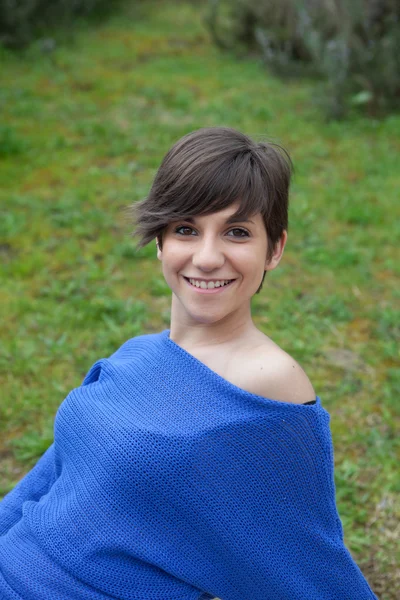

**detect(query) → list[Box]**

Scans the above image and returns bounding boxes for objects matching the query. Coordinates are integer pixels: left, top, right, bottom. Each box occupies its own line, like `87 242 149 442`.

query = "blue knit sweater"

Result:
0 330 378 600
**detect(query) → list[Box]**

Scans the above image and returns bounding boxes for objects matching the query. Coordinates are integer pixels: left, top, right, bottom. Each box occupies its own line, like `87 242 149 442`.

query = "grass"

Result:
0 1 399 597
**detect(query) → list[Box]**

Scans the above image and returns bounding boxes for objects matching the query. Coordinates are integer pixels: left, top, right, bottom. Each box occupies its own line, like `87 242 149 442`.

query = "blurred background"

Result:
0 1 399 598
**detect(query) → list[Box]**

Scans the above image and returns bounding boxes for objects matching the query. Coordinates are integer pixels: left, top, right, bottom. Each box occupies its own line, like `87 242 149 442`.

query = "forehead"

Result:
182 202 263 226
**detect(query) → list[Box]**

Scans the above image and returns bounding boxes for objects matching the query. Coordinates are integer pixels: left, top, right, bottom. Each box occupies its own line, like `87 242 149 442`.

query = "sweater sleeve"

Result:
0 359 105 537
185 412 378 600
0 443 56 536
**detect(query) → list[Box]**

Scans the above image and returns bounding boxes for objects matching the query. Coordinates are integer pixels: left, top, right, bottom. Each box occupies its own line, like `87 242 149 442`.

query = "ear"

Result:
264 230 287 272
156 237 162 261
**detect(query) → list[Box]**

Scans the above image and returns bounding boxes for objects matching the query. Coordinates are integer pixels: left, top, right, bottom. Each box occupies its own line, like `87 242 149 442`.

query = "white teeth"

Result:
189 278 232 289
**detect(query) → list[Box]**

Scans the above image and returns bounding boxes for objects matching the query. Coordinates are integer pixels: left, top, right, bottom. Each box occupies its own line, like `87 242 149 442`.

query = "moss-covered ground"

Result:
0 1 399 597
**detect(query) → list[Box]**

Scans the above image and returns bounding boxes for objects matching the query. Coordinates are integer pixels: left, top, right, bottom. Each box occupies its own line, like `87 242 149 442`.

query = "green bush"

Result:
206 0 400 118
0 0 115 48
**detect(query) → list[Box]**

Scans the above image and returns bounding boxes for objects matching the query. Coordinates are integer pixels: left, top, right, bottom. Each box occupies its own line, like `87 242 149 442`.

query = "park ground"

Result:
0 1 399 597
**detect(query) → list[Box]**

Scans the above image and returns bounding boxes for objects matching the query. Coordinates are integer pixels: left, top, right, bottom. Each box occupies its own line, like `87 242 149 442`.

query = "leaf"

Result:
350 90 373 105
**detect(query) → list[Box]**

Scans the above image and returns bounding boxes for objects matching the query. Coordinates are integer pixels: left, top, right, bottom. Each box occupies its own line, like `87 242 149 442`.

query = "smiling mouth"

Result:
183 277 236 289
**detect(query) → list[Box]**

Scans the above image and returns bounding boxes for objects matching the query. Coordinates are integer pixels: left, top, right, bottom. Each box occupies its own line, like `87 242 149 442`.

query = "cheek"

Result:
161 246 187 273
237 246 266 267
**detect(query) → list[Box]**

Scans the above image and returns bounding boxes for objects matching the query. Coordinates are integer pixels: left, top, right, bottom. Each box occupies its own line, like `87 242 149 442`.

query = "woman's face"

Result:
157 201 287 328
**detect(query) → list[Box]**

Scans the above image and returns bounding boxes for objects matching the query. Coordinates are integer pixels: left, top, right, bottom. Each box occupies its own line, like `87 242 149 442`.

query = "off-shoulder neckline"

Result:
162 329 320 410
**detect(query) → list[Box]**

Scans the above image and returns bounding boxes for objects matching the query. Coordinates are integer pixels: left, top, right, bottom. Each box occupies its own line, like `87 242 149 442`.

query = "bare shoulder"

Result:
244 340 316 405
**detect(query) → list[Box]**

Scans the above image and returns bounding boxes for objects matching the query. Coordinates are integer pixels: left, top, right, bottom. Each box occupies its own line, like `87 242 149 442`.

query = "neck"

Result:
168 296 260 350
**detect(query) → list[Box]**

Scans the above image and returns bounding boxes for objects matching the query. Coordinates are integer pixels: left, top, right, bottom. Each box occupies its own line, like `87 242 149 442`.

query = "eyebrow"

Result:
183 216 255 225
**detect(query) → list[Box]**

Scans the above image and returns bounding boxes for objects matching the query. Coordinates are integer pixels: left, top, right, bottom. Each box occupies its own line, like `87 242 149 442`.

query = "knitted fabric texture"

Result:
0 329 378 600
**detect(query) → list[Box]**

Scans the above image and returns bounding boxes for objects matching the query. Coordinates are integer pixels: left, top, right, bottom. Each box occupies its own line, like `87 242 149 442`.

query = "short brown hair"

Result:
126 127 292 292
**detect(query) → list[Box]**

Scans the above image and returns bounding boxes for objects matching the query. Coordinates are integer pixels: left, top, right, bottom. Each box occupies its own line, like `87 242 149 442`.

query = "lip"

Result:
183 276 236 294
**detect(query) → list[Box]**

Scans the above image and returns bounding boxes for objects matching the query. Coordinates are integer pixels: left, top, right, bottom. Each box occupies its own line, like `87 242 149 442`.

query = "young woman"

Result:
0 127 378 599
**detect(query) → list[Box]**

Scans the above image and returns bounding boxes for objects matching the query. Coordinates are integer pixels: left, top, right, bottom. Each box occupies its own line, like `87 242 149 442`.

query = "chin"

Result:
187 303 238 325
186 313 221 325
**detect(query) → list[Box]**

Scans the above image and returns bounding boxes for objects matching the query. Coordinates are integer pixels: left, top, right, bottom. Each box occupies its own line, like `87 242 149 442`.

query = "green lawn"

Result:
0 1 399 597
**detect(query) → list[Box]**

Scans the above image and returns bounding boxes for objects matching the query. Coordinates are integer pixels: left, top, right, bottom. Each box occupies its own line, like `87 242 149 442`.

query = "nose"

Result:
191 236 225 272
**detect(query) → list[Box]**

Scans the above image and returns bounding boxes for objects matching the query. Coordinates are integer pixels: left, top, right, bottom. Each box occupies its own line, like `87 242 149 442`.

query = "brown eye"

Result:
174 226 195 236
228 228 250 237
